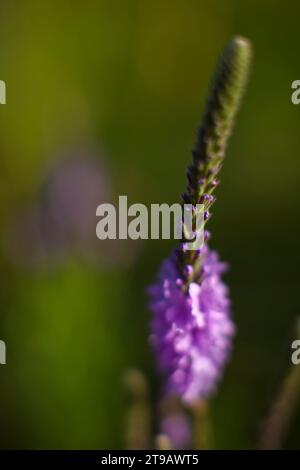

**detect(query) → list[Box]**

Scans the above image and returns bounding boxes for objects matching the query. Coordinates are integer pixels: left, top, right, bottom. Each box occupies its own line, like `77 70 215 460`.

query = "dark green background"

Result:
0 0 299 449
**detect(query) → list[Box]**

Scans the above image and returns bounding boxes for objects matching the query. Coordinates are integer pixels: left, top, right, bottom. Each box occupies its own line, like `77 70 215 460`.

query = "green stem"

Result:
191 400 213 450
258 365 300 449
124 369 151 450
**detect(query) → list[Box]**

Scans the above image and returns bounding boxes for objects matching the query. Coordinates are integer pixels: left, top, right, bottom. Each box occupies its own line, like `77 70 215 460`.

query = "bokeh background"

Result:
0 0 299 449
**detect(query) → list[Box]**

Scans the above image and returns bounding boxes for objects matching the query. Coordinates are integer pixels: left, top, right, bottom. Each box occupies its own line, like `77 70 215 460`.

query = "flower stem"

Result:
124 369 151 449
191 400 213 450
258 364 300 449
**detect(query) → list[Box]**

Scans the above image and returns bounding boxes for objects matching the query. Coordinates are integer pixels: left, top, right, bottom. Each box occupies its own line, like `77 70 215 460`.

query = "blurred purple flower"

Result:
39 154 111 253
160 412 191 449
148 245 235 404
6 150 140 268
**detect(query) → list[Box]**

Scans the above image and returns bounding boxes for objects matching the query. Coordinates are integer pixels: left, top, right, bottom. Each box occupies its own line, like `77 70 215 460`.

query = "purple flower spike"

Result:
149 246 235 404
148 37 251 404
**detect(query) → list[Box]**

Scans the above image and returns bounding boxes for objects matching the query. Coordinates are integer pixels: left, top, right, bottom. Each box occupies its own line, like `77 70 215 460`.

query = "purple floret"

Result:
148 245 235 404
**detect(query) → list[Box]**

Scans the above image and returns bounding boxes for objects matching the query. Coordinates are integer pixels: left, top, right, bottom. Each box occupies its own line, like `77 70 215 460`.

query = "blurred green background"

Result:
0 0 299 449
